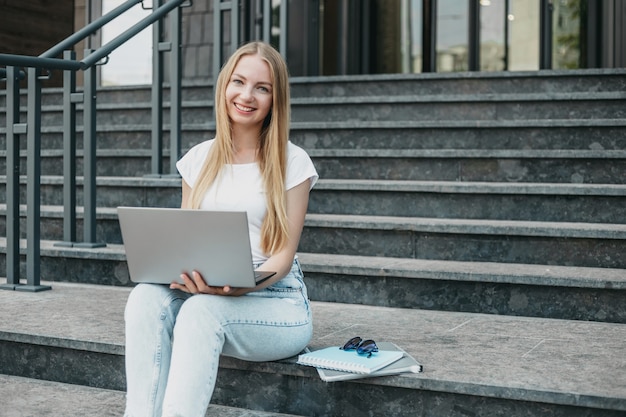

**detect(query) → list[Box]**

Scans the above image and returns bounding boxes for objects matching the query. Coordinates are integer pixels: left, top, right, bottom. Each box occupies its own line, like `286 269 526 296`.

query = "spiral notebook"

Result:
313 342 422 382
297 345 403 374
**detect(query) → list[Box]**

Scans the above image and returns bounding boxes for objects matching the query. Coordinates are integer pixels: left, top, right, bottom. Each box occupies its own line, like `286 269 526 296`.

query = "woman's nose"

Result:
239 87 254 101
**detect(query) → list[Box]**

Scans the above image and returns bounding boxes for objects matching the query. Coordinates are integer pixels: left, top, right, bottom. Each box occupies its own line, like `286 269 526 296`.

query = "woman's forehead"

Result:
233 54 272 81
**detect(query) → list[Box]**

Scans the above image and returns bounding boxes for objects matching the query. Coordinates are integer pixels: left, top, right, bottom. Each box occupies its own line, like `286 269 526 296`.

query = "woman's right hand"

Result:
170 270 243 296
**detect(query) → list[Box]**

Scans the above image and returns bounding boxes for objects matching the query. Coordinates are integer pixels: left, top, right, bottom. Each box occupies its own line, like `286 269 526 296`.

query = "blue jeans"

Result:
123 259 312 417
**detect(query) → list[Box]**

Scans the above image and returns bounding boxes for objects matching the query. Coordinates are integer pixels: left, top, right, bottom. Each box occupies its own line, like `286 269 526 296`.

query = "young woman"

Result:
124 41 318 417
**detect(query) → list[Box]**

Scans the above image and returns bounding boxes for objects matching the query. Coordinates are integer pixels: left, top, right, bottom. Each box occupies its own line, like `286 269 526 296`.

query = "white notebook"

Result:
313 342 422 382
297 345 403 375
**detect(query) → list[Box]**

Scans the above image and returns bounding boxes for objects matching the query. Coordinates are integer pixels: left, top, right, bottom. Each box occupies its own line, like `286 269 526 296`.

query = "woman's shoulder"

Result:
285 141 318 189
188 138 216 153
181 138 215 161
287 141 311 161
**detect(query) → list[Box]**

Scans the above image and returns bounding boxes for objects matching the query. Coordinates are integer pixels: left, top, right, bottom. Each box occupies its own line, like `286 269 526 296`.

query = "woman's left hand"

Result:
170 270 242 296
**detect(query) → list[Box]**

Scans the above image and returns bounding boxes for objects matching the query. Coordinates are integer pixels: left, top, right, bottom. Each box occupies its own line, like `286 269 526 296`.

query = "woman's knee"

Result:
125 284 183 323
176 294 220 322
172 296 226 351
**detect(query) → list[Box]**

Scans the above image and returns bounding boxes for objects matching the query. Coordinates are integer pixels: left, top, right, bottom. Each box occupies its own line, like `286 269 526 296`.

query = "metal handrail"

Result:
81 0 186 69
0 53 82 71
0 68 25 80
0 0 187 291
40 0 143 59
0 0 185 72
0 0 143 76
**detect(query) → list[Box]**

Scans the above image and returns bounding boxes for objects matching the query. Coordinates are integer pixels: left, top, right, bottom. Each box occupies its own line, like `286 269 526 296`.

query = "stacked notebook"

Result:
297 341 422 382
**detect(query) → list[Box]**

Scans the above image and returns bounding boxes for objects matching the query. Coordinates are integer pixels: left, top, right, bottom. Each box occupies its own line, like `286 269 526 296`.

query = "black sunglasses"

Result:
340 336 379 358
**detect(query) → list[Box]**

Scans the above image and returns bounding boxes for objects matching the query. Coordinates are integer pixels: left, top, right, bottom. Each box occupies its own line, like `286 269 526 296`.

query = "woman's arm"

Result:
171 178 312 296
251 178 311 283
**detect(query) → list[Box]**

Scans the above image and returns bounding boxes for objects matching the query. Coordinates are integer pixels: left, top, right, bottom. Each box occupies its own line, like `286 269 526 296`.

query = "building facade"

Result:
98 0 626 85
1 0 625 86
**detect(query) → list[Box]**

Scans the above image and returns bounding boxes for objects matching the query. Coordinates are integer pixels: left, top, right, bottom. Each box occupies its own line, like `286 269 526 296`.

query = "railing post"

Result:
150 0 165 176
213 0 241 84
278 0 288 57
148 0 184 178
55 50 80 247
20 68 51 292
75 49 106 248
468 0 480 71
0 66 23 291
168 0 182 175
540 0 553 69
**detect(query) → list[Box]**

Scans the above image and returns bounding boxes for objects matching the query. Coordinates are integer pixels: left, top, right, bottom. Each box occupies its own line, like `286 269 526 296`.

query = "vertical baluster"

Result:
1 66 22 290
150 0 165 177
55 50 79 247
76 49 105 248
169 1 182 175
20 68 51 291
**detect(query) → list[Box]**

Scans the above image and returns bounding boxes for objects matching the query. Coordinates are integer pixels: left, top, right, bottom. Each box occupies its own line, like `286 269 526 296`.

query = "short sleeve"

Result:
176 140 214 188
286 141 319 191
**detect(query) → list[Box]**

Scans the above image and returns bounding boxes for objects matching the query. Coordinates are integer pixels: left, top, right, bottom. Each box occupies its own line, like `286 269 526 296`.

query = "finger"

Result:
169 282 188 292
180 272 199 293
191 270 211 293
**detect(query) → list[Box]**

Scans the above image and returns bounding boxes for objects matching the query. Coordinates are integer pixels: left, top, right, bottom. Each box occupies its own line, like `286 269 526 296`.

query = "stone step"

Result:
299 252 626 323
1 177 625 224
289 69 626 97
20 100 212 127
3 92 625 128
1 205 625 268
311 179 626 223
300 214 626 269
290 119 626 151
1 148 625 183
3 119 626 152
0 81 213 108
3 69 625 109
0 374 305 417
0 175 183 209
289 92 626 123
0 282 624 416
307 148 626 184
0 123 213 151
0 239 624 322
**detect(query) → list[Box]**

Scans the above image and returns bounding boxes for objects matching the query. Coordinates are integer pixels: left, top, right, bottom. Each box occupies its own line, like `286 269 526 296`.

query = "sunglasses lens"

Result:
357 340 378 355
341 336 362 350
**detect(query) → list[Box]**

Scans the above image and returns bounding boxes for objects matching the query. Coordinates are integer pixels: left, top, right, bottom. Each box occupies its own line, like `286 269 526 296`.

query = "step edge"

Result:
0 239 623 290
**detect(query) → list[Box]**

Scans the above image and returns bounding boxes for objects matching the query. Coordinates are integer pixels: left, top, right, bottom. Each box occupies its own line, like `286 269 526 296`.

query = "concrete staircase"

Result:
0 69 625 416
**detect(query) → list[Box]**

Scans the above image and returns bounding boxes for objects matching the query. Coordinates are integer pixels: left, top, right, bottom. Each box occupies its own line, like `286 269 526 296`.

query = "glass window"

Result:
100 0 152 86
437 0 469 72
403 0 423 73
552 0 581 69
508 0 540 71
480 0 506 71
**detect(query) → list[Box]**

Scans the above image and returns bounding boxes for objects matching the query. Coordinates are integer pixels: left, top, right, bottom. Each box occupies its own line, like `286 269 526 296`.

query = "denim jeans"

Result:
123 259 312 417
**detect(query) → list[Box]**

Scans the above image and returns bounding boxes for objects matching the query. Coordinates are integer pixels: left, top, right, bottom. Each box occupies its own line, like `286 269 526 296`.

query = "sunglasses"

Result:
340 336 379 358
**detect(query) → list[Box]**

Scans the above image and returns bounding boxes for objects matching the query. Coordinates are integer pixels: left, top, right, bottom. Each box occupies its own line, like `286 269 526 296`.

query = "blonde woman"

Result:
124 41 318 417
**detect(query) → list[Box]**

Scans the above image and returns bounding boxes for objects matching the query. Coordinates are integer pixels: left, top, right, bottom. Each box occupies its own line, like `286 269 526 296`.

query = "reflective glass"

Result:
437 0 469 72
508 0 540 71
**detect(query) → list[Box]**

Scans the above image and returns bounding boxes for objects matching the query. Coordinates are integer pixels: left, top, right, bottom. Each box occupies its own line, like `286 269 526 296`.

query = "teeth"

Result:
235 103 254 112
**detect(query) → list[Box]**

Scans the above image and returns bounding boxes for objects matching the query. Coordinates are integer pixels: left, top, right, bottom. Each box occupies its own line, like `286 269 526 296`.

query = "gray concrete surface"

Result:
0 281 625 414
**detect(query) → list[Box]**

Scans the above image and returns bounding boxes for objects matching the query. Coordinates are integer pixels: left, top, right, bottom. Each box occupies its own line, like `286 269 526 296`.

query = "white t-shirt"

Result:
176 139 318 263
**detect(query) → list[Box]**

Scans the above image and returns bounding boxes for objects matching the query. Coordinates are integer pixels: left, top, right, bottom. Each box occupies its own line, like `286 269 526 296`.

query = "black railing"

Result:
0 0 188 291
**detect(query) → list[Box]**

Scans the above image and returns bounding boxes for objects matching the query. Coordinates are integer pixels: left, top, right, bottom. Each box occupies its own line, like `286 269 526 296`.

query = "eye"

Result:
258 86 270 93
231 78 243 85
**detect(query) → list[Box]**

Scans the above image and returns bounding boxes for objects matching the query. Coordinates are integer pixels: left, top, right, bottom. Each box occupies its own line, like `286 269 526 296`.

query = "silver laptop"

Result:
117 207 276 288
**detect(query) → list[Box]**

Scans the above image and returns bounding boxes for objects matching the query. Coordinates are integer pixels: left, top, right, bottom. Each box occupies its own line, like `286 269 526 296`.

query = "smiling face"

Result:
225 54 274 132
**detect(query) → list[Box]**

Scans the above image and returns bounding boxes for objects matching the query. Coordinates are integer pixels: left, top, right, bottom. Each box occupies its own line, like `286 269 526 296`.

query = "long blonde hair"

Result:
188 41 291 256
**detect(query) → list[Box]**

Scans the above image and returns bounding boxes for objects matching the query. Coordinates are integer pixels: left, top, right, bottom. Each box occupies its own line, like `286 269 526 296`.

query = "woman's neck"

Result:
231 126 262 164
